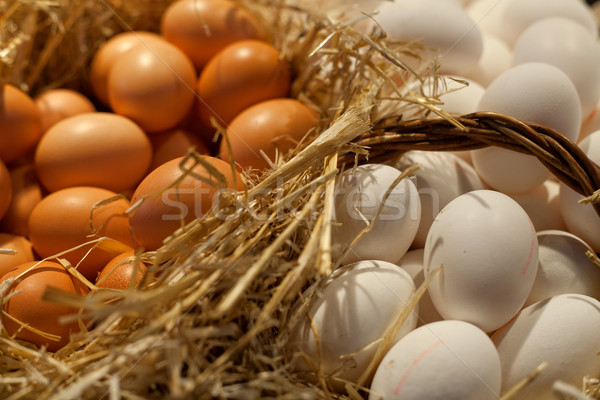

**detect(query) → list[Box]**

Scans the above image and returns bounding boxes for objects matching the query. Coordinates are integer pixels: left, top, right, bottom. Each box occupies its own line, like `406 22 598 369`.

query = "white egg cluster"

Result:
290 0 600 398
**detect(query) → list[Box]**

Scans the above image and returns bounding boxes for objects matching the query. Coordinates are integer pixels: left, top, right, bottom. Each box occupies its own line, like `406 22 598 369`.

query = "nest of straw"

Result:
1 0 599 399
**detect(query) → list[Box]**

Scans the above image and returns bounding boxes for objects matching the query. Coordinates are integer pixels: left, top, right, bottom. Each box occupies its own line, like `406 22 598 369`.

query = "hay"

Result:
0 1 599 399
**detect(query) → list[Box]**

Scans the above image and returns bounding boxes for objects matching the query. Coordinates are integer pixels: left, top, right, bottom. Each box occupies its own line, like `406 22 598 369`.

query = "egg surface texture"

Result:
0 84 43 164
129 156 245 251
35 112 152 193
149 128 210 171
1 162 43 236
108 39 196 132
196 40 290 127
220 98 319 170
492 294 600 400
160 0 264 70
0 158 12 221
524 230 600 306
34 88 96 133
90 31 166 106
0 233 35 278
96 250 146 290
369 320 501 400
424 190 538 333
512 17 600 118
368 0 483 75
471 62 581 193
28 186 134 281
331 163 421 265
390 150 484 249
0 260 88 352
291 260 417 391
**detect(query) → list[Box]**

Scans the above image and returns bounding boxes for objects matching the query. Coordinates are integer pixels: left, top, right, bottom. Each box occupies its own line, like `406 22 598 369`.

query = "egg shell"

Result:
160 0 265 70
509 179 566 232
465 0 513 39
389 151 484 249
89 31 166 106
499 0 597 46
34 112 152 193
369 0 483 75
0 233 35 278
96 250 146 290
424 190 539 333
395 248 443 326
0 162 43 236
0 158 12 221
34 89 96 133
0 84 43 164
28 186 134 281
472 62 582 194
196 40 291 127
369 320 501 400
463 32 512 87
149 128 210 171
108 39 197 132
129 156 245 251
491 294 600 400
580 102 600 141
220 98 319 170
331 164 421 265
513 17 600 118
524 230 600 307
291 260 418 391
0 260 89 352
559 131 600 251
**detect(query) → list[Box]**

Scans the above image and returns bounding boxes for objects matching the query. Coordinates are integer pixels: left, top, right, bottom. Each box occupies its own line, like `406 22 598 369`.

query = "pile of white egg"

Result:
288 0 600 398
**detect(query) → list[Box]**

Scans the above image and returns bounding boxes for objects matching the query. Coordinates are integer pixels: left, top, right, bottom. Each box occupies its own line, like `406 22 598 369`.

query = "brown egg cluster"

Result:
0 0 320 352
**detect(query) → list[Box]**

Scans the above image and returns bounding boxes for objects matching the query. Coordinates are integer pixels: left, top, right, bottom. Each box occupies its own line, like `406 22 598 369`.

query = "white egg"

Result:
471 62 582 194
369 320 502 400
396 248 443 326
290 260 418 391
464 32 512 87
513 17 600 118
421 75 485 115
491 294 600 400
424 190 539 333
368 0 483 75
331 163 421 264
509 180 566 232
497 0 598 46
524 230 600 307
389 151 484 248
465 0 515 39
559 131 600 252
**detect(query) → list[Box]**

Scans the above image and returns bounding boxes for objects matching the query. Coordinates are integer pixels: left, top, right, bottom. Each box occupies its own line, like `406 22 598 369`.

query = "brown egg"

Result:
220 98 319 170
0 233 35 278
149 128 210 170
90 31 166 106
0 158 12 221
0 162 43 236
196 40 291 128
129 156 245 250
160 0 265 70
34 89 96 133
108 39 197 133
28 186 135 281
0 84 43 164
1 260 88 352
96 250 146 290
34 112 152 193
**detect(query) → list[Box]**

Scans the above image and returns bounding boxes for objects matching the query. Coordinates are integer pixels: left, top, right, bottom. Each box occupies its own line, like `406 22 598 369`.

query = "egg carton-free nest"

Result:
0 0 599 399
